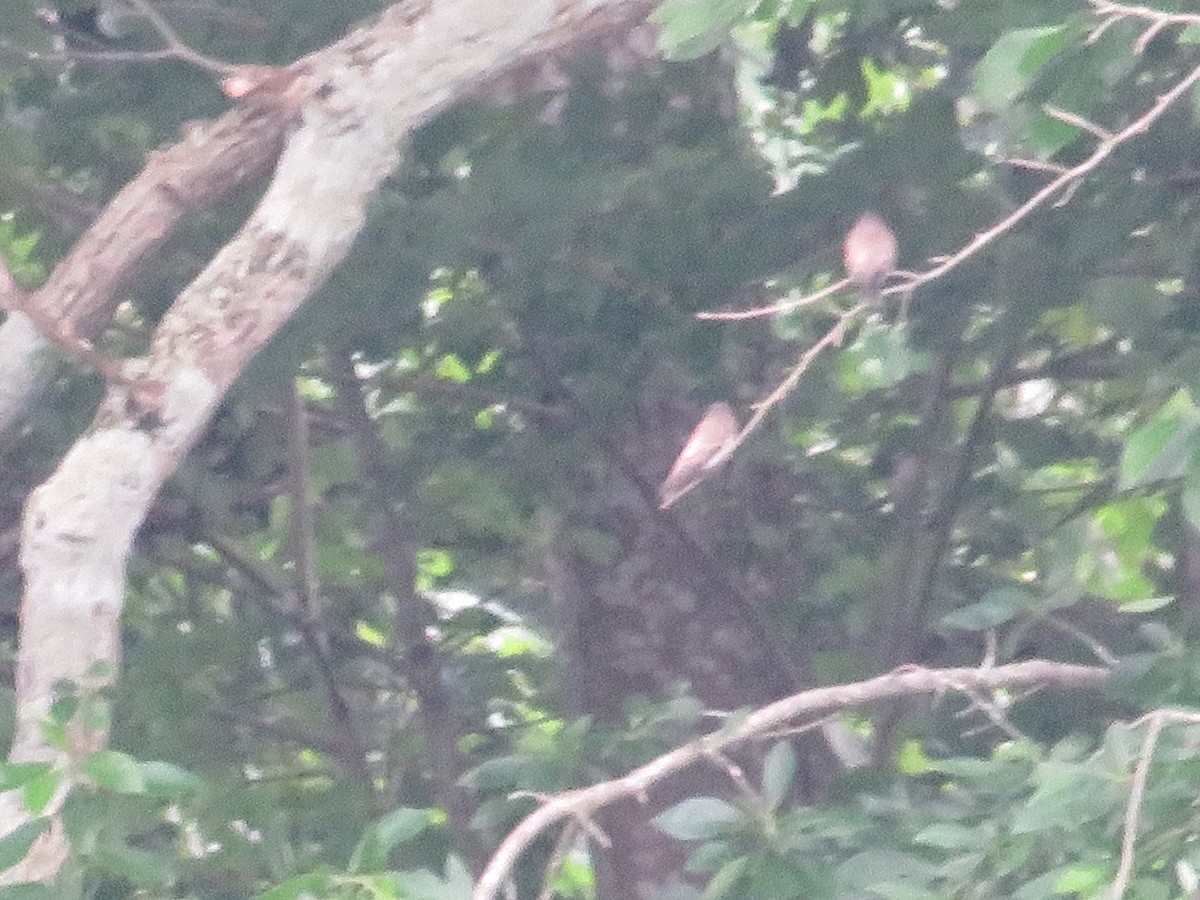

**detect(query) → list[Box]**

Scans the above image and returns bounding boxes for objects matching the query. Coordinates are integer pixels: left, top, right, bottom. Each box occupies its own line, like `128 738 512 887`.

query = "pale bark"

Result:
0 0 652 882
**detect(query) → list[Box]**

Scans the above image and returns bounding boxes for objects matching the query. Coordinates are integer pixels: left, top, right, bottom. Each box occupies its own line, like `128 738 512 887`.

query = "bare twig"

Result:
912 60 1200 291
1088 0 1200 49
126 0 239 73
1008 157 1071 175
1132 18 1172 54
706 749 760 807
697 277 850 321
704 31 1200 349
282 381 373 790
721 302 866 462
692 14 1200 481
957 687 1029 742
31 0 240 73
328 348 483 866
536 820 581 900
1109 710 1200 899
1089 1 1200 30
1042 613 1120 667
1043 105 1114 142
473 660 1110 900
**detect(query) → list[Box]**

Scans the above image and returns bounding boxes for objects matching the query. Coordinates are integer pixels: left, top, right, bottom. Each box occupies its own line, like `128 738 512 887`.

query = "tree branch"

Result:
4 0 656 882
473 660 1110 900
1110 709 1200 899
328 348 483 867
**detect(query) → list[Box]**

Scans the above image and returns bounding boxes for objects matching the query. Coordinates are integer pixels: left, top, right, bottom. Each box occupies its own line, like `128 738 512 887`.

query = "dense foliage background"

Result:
4 0 1200 897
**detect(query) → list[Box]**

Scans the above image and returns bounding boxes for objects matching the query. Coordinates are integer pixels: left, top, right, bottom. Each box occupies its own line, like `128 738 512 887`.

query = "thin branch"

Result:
285 381 321 623
473 660 1110 900
536 819 581 900
706 750 761 807
1007 157 1071 175
724 302 866 462
1042 613 1120 667
711 48 1200 331
1133 18 1172 54
198 527 373 788
1109 710 1200 899
127 0 239 72
282 380 373 791
697 277 850 321
911 59 1200 290
1089 1 1200 30
22 44 179 65
957 687 1029 742
328 348 484 868
697 7 1200 431
1043 105 1114 142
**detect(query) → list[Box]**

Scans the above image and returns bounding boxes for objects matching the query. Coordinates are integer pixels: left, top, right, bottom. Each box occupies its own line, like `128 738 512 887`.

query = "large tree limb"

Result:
1 0 654 883
0 103 289 434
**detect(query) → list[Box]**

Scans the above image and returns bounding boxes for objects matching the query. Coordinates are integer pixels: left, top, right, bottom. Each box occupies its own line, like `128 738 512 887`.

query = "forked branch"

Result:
473 660 1109 900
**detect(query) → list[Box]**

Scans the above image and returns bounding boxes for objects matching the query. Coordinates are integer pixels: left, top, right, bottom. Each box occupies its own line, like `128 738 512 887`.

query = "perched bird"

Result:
843 212 897 303
657 402 739 509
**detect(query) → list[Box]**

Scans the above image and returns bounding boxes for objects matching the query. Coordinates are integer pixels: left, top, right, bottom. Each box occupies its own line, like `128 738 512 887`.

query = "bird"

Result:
657 402 739 509
843 212 898 303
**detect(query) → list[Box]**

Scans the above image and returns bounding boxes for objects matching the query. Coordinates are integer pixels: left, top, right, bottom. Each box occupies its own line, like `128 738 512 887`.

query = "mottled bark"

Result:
1 0 654 883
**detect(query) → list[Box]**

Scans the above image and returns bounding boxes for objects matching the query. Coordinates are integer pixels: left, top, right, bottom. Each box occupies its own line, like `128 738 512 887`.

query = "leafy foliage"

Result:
5 0 1200 897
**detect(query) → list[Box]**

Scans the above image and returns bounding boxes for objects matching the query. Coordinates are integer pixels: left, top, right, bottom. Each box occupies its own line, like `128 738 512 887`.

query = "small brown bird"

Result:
657 402 739 509
843 212 897 303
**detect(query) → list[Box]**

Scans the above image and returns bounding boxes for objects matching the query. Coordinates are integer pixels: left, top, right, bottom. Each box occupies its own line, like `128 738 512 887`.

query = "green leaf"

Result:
257 870 336 900
839 849 940 888
138 761 202 798
895 740 933 776
761 741 796 812
704 856 749 900
349 807 432 873
552 854 595 896
0 764 53 793
1052 864 1107 893
417 548 454 580
461 754 538 791
1119 392 1199 488
0 819 50 873
1012 764 1119 833
392 856 475 900
913 823 979 850
22 769 61 816
940 587 1034 631
83 751 145 794
651 0 756 60
654 797 743 841
972 27 1068 114
93 840 174 887
435 353 472 383
0 884 55 900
